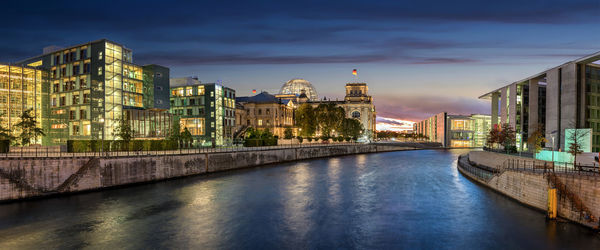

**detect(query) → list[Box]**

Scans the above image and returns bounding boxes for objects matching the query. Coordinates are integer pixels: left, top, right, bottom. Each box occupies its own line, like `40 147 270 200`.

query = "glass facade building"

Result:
15 39 171 145
0 64 48 144
414 112 491 148
170 78 236 146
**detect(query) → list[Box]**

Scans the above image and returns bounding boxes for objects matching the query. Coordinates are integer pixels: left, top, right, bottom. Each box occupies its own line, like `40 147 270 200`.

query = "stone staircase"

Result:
545 172 597 224
55 157 99 192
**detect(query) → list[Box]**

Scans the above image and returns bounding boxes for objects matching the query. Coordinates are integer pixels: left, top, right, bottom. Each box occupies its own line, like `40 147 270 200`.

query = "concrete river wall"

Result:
458 151 600 229
0 144 415 202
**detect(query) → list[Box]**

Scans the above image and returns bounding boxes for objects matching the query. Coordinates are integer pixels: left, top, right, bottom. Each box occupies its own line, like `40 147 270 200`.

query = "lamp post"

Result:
99 118 105 156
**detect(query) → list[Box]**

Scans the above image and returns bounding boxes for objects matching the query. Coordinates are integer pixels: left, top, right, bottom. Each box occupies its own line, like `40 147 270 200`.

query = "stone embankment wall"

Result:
459 151 600 229
0 144 415 202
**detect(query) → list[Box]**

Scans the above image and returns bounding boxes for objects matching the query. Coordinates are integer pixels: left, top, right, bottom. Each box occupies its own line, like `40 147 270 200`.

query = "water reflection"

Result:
0 149 599 249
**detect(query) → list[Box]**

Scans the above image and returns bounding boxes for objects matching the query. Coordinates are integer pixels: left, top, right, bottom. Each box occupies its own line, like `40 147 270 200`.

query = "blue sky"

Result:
2 0 600 124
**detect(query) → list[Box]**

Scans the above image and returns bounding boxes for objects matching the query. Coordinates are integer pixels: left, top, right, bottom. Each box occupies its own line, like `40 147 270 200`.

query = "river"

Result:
1 149 599 249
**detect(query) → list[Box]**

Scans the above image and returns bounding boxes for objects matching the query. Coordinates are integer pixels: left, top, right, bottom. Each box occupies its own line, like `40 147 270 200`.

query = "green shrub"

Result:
297 136 303 143
337 136 344 142
284 128 293 139
320 135 329 141
0 140 10 153
307 137 313 142
244 139 263 147
130 140 144 151
345 137 351 142
332 137 338 142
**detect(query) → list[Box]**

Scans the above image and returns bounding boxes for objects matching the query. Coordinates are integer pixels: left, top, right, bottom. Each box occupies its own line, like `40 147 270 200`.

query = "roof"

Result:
236 92 281 104
16 38 126 64
480 50 600 99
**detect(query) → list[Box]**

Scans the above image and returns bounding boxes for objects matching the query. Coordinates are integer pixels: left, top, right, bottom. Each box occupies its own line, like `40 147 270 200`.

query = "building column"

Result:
500 88 508 125
491 92 499 128
509 83 517 130
528 78 539 151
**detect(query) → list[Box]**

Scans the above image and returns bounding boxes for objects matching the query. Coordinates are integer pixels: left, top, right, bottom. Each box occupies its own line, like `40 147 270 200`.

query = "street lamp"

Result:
99 118 105 156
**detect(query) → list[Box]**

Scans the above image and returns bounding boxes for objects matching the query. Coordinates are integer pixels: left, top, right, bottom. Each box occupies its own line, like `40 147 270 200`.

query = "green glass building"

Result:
16 39 171 145
170 77 236 146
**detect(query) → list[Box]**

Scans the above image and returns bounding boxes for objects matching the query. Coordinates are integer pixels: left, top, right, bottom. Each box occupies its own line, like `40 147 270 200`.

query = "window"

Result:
53 83 59 92
79 78 86 88
73 65 79 75
83 93 89 104
83 63 90 73
60 96 66 106
80 109 86 119
72 95 79 105
73 125 79 136
258 109 262 115
80 49 87 59
98 51 103 60
187 109 192 116
98 67 103 75
69 110 75 120
258 119 263 126
61 67 66 76
352 111 361 118
266 109 270 115
52 98 57 107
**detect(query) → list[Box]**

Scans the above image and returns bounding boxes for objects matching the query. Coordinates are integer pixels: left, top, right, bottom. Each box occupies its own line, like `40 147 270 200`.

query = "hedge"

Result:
243 138 278 147
67 140 179 152
0 140 9 153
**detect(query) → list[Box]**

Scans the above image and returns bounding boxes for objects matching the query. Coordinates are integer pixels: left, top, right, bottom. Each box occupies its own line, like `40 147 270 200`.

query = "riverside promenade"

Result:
0 142 440 202
458 151 600 229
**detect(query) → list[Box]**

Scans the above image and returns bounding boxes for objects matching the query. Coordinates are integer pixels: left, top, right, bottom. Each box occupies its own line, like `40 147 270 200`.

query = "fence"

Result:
502 158 600 176
0 141 364 158
457 155 495 181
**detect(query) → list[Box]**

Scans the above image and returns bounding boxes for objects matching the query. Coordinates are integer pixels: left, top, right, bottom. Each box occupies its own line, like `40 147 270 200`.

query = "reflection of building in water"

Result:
413 112 491 148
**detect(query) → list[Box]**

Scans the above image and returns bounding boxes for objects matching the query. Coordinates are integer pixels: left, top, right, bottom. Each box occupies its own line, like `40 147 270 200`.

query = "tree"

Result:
486 126 501 149
526 124 547 154
0 113 14 142
113 117 133 144
315 103 345 137
498 123 516 152
181 128 193 147
340 118 363 139
295 103 316 137
169 118 182 145
567 128 590 169
283 127 293 139
14 109 45 146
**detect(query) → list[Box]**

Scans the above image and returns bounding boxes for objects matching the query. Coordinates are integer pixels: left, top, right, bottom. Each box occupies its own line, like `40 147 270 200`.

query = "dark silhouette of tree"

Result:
295 103 316 137
14 109 44 146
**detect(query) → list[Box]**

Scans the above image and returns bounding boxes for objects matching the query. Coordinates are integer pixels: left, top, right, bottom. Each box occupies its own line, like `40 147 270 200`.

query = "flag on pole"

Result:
252 89 257 94
352 69 357 76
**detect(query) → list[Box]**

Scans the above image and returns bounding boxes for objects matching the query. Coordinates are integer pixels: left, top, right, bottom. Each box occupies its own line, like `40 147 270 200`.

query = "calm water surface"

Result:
1 149 599 249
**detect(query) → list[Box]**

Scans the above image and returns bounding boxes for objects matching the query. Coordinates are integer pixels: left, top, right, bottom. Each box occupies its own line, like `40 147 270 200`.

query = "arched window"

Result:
352 111 361 118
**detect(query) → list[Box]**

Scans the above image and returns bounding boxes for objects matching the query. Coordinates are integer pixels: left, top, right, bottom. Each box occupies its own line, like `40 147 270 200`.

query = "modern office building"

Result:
170 77 236 146
413 112 491 147
480 52 600 152
0 64 49 144
16 39 171 145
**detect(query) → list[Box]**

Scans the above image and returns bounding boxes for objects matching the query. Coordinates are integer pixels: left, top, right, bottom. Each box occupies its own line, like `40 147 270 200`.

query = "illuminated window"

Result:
258 119 263 126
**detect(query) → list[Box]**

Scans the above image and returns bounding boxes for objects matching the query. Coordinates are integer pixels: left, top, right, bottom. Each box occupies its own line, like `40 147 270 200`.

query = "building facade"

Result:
0 64 48 144
16 39 171 145
480 52 600 152
236 92 295 138
170 77 236 146
414 112 491 148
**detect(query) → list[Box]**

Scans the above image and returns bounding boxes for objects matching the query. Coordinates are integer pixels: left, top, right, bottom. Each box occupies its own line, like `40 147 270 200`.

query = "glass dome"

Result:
279 78 318 101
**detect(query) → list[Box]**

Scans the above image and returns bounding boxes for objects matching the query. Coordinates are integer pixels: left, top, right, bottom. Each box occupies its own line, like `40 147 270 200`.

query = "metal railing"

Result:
0 141 363 159
501 158 600 176
457 155 495 181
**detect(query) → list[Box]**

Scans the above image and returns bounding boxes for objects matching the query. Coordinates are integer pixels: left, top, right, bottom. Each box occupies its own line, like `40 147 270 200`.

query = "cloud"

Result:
375 94 490 122
408 58 478 64
135 52 391 66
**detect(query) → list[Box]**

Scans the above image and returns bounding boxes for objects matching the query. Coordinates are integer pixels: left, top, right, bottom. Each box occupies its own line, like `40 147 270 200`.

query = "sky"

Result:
1 0 600 131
